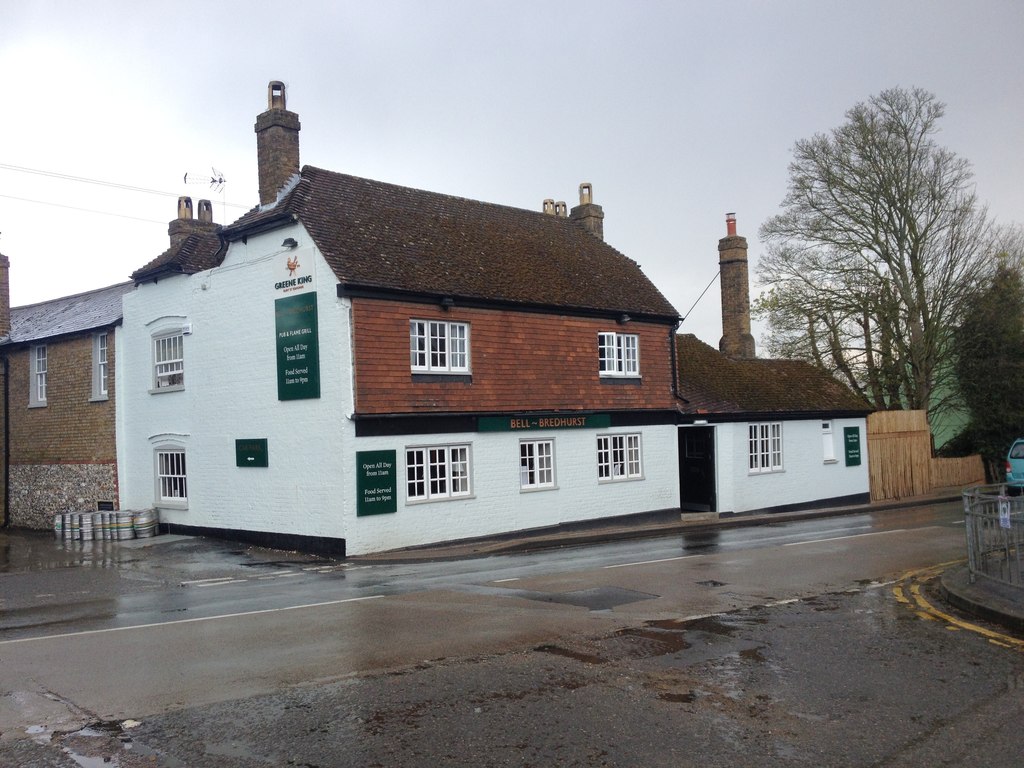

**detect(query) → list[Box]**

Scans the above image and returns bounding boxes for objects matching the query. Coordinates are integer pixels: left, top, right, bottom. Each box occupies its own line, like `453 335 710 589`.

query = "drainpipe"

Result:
2 354 9 528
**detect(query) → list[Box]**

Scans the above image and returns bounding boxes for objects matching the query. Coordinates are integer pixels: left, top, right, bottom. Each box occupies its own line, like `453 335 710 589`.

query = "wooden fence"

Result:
867 410 985 501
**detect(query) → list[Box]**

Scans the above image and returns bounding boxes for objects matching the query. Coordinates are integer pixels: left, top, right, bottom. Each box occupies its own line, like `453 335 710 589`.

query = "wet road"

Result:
0 501 965 640
4 500 1022 766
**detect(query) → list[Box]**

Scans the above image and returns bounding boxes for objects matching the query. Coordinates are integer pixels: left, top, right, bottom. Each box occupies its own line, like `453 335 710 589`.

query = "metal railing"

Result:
962 485 1024 587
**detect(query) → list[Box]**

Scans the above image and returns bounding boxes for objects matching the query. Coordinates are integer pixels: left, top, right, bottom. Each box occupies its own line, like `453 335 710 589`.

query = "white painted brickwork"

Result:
349 426 679 555
714 418 868 514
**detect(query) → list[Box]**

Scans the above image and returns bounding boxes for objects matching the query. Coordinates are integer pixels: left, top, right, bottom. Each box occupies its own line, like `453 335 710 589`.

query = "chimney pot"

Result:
197 199 213 224
543 199 555 215
726 212 737 236
579 182 592 205
177 196 194 221
555 201 567 217
268 80 287 110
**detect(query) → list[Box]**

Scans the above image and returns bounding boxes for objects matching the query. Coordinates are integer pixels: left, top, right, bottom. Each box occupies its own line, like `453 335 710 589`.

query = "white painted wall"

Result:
711 418 869 515
119 223 356 540
348 425 679 554
118 224 680 554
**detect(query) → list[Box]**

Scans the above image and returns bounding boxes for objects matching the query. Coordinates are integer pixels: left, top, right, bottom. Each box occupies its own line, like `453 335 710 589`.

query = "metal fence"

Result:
962 485 1024 587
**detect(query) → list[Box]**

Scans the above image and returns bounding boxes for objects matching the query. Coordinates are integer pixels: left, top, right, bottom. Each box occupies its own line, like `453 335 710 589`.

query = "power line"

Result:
0 162 249 209
0 193 167 224
681 269 720 322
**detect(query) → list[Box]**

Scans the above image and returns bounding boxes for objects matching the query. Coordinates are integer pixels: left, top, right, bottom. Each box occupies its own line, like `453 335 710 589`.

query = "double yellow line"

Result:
893 561 1024 651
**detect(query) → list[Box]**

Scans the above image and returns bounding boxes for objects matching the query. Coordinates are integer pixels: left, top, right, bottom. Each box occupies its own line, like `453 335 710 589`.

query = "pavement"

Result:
3 486 1021 633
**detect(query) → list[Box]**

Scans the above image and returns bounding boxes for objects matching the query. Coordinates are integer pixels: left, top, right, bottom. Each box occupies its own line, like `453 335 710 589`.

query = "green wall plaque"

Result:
275 292 321 401
844 426 862 467
357 450 397 516
236 438 269 468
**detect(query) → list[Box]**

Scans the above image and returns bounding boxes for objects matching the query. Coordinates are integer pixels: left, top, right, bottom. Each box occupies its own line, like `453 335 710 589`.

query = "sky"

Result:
1 0 1022 347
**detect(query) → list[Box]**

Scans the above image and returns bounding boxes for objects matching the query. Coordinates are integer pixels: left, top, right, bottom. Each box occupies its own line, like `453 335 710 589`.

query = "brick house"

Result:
117 82 681 556
674 216 872 515
0 250 132 528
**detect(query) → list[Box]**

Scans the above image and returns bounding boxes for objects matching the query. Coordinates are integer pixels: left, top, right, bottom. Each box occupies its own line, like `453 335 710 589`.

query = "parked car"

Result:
1005 439 1024 494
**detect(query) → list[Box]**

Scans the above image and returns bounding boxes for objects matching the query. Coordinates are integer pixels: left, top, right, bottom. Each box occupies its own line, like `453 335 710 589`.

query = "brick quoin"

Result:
352 298 676 415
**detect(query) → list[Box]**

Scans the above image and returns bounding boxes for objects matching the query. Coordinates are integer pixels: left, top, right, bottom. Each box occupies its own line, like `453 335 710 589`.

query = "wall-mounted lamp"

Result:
282 237 298 249
441 296 455 310
618 313 631 325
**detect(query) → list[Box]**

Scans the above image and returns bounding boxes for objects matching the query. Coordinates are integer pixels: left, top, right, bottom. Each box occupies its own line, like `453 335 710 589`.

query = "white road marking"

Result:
0 595 386 645
783 529 907 546
193 579 249 587
491 578 521 583
603 554 702 569
179 577 240 586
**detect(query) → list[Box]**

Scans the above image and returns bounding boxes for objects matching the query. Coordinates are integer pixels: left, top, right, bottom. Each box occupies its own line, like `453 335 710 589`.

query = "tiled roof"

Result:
676 334 871 415
225 166 679 319
6 281 135 344
131 233 225 283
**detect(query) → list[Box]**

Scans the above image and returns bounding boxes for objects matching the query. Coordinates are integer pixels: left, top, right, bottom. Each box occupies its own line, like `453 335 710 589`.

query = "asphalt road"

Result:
2 501 1022 766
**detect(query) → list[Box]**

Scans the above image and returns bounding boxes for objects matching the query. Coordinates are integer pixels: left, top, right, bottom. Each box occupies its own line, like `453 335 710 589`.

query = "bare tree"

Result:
756 87 991 426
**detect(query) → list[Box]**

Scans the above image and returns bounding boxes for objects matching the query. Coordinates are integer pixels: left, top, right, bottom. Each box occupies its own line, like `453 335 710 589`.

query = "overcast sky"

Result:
2 1 1021 347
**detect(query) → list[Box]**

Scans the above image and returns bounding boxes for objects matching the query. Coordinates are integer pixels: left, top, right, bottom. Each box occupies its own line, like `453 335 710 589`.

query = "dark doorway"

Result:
679 426 716 512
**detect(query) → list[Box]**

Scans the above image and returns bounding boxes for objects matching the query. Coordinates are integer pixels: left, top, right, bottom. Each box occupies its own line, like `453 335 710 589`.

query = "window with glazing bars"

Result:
748 422 783 473
410 320 469 373
520 440 555 489
154 333 184 389
406 444 471 501
157 450 188 501
598 332 639 376
31 345 47 405
597 433 643 480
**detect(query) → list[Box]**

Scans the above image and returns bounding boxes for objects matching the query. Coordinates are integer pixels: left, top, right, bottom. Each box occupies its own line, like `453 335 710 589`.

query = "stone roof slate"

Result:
676 334 871 415
225 166 679 319
6 281 135 344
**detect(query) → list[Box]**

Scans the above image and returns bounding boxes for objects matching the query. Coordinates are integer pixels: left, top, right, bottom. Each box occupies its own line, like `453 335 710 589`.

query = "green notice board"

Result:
235 438 269 468
357 450 397 516
844 426 862 467
275 292 321 400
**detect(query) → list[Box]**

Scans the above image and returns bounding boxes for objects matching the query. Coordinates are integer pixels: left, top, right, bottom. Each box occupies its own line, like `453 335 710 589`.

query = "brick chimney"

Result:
718 212 756 359
168 196 218 247
569 182 604 240
0 251 10 339
255 80 301 206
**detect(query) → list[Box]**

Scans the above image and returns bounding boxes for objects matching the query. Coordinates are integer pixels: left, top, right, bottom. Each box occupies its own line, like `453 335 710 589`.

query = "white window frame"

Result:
91 331 109 401
410 320 470 373
155 448 188 507
822 420 837 463
29 344 47 407
520 439 556 490
406 443 472 502
153 331 184 391
597 433 643 482
598 332 639 377
748 422 784 474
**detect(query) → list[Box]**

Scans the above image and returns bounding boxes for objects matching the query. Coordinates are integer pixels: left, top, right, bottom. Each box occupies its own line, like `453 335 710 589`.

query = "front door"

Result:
679 426 716 512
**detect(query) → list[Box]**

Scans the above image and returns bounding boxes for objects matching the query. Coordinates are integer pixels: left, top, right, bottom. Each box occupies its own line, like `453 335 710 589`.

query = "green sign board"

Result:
844 426 861 467
478 413 611 432
275 292 321 401
236 438 269 468
357 450 397 516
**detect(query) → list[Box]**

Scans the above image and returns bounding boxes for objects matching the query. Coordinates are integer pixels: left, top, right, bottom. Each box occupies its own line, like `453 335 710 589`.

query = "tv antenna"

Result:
183 167 227 193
